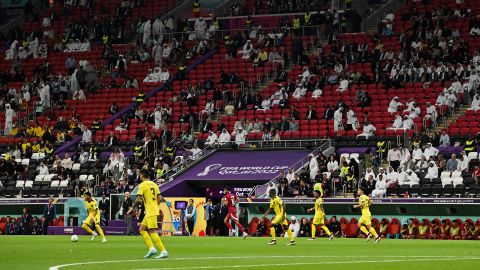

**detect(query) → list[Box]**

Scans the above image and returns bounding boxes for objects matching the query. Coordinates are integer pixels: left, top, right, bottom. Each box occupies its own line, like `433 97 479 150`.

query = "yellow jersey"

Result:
269 196 284 216
314 197 324 216
359 194 371 216
85 199 99 216
137 180 160 217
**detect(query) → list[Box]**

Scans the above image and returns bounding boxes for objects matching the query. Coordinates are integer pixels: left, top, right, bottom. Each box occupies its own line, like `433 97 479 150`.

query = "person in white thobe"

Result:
358 122 376 139
309 154 319 180
371 175 387 197
470 94 480 111
4 104 14 136
218 129 231 145
425 162 438 179
154 106 162 130
336 79 349 92
333 107 343 132
404 170 419 186
403 116 414 130
412 146 423 161
346 108 358 131
388 97 402 113
423 143 439 160
391 115 403 129
205 131 218 146
143 20 152 46
232 128 248 145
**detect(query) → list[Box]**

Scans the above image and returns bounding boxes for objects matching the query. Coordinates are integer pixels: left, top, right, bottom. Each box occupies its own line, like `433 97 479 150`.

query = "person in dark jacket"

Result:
43 197 56 230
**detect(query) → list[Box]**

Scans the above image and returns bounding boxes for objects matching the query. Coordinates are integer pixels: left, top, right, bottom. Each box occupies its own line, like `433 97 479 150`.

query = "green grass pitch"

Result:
1 236 480 270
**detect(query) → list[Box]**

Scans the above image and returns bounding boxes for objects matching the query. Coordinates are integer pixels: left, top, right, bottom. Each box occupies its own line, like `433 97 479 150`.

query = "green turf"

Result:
1 235 480 270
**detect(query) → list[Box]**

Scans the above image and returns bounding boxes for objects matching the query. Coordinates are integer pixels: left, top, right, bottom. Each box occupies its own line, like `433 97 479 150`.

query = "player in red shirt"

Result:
223 187 248 238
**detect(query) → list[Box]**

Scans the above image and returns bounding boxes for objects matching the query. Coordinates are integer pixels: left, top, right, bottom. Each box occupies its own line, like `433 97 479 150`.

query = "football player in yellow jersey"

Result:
261 189 295 246
133 169 169 259
354 187 381 243
306 190 333 241
81 192 107 242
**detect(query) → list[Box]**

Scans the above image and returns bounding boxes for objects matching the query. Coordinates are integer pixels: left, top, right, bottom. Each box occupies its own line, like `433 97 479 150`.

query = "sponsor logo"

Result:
198 164 289 176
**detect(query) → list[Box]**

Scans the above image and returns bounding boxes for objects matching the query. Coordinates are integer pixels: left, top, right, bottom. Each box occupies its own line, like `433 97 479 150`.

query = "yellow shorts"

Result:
313 214 325 225
271 214 288 226
359 215 372 226
141 215 158 229
84 214 100 226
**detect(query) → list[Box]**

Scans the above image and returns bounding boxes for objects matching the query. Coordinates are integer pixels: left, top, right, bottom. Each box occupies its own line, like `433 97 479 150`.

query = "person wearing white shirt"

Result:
159 68 170 82
292 81 306 99
218 129 231 145
194 17 207 39
446 91 457 110
309 154 319 180
435 92 447 106
61 154 73 170
387 145 402 170
423 143 439 160
333 107 343 132
37 162 49 175
391 114 403 129
408 104 421 119
358 121 376 139
4 104 14 136
412 146 424 161
457 155 468 171
260 97 271 111
371 174 387 197
239 40 253 59
299 67 311 81
397 167 407 185
402 116 414 130
336 78 349 92
143 69 155 83
327 157 339 171
346 108 358 131
284 216 300 237
154 106 163 130
187 145 202 160
404 170 419 186
469 94 480 111
449 79 462 93
388 97 402 113
312 87 323 98
425 102 438 123
73 89 86 102
205 131 218 146
81 126 92 143
232 127 248 145
425 162 438 179
202 100 214 115
385 167 398 187
286 170 296 184
364 168 376 181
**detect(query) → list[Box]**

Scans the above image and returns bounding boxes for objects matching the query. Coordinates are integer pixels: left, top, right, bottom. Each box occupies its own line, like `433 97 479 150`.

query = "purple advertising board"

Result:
179 150 311 181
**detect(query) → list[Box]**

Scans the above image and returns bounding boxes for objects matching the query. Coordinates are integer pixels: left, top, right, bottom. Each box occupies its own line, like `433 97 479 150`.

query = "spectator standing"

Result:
21 208 33 235
99 193 110 225
439 130 450 147
185 199 196 236
387 145 402 171
204 199 214 236
122 192 134 235
42 197 56 234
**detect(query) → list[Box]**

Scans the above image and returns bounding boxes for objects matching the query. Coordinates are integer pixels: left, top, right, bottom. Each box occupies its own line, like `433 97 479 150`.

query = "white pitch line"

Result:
133 257 480 270
48 255 477 270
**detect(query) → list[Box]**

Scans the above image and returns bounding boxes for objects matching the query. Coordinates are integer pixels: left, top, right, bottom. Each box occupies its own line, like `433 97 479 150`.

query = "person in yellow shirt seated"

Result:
21 140 31 153
254 49 268 67
31 141 41 153
449 220 461 240
440 220 450 239
379 219 389 238
418 219 432 239
26 125 35 137
9 125 19 137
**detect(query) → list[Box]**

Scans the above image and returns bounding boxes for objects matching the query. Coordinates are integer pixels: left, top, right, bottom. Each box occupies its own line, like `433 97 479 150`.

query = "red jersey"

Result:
223 193 237 213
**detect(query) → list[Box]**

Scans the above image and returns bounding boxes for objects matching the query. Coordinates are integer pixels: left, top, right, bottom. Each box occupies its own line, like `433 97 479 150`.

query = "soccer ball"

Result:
71 235 79 242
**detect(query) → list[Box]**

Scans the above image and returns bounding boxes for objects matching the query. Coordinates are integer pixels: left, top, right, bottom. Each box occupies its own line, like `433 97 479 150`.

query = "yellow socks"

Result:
360 226 369 235
311 224 316 238
286 228 294 241
321 225 332 236
149 232 166 252
82 224 94 235
140 231 154 249
369 227 379 238
95 225 105 239
270 227 276 240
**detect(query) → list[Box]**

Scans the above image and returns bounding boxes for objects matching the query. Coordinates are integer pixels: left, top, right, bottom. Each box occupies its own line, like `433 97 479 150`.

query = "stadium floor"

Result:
1 236 480 270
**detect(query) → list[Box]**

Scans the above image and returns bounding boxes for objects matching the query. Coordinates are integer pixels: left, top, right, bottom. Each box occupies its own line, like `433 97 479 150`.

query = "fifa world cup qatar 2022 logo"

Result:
197 164 288 176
